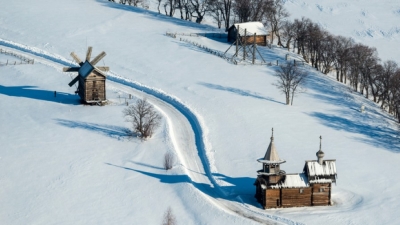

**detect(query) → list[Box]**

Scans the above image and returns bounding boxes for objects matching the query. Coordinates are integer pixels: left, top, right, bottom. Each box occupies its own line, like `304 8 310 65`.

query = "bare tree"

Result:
280 20 296 51
163 151 175 170
190 0 211 23
162 207 177 225
123 98 161 139
274 62 308 105
266 0 289 45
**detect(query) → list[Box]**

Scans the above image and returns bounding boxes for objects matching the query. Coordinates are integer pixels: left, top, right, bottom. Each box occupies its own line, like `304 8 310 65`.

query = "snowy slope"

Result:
1 0 400 224
284 0 400 62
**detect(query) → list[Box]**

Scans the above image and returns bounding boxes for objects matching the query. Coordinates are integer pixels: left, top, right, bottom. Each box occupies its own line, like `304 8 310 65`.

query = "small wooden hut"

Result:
227 22 268 46
254 130 337 209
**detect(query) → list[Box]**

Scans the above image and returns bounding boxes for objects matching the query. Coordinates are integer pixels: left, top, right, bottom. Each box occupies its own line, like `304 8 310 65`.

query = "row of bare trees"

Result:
112 0 287 31
277 17 400 122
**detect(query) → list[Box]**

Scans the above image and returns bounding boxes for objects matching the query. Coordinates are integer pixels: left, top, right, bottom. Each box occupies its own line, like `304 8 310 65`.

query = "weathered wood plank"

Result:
70 52 83 66
90 51 106 66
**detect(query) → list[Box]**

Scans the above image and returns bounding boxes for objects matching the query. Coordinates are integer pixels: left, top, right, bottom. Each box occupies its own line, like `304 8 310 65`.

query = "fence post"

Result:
276 60 278 66
243 29 247 60
252 33 256 64
235 25 239 57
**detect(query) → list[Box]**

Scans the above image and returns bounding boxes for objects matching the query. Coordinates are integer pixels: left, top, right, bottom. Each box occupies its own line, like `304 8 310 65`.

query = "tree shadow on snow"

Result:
310 112 400 152
304 70 400 152
95 0 221 32
0 85 80 105
198 82 285 105
55 119 131 140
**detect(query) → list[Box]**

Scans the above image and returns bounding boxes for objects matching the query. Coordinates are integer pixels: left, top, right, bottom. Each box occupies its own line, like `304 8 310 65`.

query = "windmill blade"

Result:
96 66 109 72
68 75 80 87
86 46 92 61
63 67 80 72
70 52 83 66
90 51 106 66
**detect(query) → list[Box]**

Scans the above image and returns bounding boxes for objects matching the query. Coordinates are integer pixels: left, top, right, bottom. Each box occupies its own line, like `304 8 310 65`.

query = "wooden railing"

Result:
0 48 34 66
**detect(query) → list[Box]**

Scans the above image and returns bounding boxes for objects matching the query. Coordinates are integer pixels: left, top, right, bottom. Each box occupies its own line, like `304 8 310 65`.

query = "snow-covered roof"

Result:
233 22 268 36
306 160 336 176
270 173 309 189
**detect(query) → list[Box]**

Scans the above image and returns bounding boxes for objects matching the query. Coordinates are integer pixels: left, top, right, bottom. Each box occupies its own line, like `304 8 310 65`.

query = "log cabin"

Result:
254 130 337 209
227 22 268 46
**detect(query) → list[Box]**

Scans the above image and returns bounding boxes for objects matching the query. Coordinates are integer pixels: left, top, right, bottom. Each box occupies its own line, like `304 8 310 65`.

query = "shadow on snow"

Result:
105 163 257 205
95 0 221 32
198 82 285 105
55 118 131 140
0 85 80 105
305 69 400 152
310 112 400 152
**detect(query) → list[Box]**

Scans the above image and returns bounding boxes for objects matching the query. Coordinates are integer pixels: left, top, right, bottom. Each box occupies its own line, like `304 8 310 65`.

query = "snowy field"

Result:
1 0 400 224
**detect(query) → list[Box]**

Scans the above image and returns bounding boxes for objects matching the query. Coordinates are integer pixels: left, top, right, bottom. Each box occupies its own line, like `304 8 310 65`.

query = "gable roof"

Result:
305 160 337 177
78 60 106 78
231 22 268 36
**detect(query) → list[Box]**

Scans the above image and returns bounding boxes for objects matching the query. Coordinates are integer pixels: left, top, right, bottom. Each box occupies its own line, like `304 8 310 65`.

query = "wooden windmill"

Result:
63 47 109 104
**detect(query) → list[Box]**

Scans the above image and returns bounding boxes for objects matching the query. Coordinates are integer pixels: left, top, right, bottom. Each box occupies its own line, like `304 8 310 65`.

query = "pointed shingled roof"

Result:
264 128 281 161
257 128 286 164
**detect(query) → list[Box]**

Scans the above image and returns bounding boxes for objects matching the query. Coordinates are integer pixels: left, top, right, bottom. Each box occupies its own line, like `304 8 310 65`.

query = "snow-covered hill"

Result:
284 0 400 62
1 0 400 224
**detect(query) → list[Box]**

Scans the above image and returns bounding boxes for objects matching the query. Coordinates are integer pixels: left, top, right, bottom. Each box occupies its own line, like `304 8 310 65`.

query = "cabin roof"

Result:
270 173 309 189
231 22 268 36
305 160 337 177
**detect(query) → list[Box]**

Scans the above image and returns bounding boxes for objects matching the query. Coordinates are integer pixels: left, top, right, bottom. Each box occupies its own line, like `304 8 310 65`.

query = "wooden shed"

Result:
227 22 268 46
254 131 337 209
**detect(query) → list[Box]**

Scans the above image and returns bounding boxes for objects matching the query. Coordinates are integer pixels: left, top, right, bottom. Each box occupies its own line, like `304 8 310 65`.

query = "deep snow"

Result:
1 0 400 224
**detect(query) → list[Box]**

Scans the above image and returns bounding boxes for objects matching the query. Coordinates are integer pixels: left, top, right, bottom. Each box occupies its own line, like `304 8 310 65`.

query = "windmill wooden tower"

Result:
63 47 109 104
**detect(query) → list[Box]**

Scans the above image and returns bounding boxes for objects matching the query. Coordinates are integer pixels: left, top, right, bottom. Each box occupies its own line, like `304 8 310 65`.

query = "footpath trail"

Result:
0 39 303 225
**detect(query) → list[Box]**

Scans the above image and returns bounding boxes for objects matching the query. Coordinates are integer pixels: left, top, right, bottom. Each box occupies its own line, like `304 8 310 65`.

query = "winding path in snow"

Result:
0 39 303 225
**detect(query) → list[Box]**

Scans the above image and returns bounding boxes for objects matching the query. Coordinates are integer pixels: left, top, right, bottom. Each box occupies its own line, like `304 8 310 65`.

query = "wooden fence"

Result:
0 48 34 66
167 32 227 39
165 32 307 67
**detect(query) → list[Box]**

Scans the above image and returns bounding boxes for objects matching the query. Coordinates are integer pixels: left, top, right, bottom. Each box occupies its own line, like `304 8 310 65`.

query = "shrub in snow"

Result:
162 207 177 225
163 151 175 170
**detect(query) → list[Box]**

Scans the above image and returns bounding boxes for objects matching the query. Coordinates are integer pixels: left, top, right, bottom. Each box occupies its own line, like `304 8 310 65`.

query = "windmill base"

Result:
82 99 108 106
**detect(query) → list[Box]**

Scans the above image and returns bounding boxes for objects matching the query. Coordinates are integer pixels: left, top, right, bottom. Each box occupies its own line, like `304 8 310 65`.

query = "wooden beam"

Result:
86 47 92 61
70 52 83 66
68 76 80 87
63 67 80 72
96 66 109 72
90 51 106 66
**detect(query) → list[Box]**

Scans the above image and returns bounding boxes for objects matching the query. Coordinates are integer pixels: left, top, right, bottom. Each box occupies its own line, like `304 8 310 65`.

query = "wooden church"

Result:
63 47 109 104
254 129 337 209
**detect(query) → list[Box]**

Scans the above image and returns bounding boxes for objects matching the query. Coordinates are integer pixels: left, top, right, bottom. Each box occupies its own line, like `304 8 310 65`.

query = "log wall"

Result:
83 71 106 102
281 188 312 207
265 189 280 208
240 36 267 46
311 183 331 206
